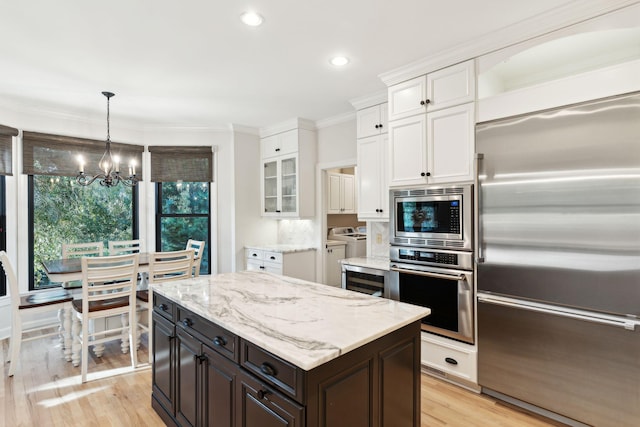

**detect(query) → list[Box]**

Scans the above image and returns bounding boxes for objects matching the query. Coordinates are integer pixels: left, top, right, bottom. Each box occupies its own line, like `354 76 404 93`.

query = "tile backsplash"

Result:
278 219 315 246
368 221 389 258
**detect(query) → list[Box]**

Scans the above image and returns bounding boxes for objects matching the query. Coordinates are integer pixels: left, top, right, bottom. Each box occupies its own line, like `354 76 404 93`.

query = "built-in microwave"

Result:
390 184 473 251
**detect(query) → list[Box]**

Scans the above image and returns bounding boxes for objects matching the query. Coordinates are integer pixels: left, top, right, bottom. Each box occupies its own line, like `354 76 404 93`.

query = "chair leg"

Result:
8 313 22 377
129 311 138 369
71 314 81 367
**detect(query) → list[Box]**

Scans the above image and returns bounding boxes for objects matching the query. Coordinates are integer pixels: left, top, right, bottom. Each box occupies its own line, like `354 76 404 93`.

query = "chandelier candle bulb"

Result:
114 156 120 173
78 156 84 173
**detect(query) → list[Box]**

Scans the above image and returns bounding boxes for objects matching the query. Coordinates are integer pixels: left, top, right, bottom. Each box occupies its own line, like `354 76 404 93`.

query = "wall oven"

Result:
389 246 474 344
390 184 473 251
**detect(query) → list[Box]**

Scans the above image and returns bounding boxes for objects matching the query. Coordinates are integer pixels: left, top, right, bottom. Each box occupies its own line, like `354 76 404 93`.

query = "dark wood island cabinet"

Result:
149 272 428 427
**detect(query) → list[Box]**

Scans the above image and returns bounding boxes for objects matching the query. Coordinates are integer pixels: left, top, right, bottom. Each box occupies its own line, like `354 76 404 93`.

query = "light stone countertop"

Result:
245 244 317 253
151 271 428 371
341 256 391 271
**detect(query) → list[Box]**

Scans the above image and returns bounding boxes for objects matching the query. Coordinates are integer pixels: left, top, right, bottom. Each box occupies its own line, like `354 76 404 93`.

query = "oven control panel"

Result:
390 246 473 270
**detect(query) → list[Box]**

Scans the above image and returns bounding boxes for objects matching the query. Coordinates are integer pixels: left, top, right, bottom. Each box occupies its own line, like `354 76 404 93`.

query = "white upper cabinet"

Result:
327 173 356 214
356 103 388 138
260 125 316 218
388 103 475 187
388 60 475 121
357 134 389 221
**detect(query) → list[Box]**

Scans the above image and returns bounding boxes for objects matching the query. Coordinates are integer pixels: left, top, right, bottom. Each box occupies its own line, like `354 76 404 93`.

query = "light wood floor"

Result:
2 332 562 427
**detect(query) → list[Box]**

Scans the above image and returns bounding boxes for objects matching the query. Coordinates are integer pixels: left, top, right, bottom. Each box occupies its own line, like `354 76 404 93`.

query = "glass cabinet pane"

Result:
264 160 278 212
281 195 296 212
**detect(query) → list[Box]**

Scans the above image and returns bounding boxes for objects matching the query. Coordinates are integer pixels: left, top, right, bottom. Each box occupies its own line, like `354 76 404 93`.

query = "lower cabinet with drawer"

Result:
244 247 316 282
151 294 422 427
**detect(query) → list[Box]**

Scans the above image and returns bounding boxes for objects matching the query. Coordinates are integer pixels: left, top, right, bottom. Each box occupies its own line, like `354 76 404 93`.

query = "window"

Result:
156 182 210 273
23 131 143 290
0 124 18 297
150 146 213 274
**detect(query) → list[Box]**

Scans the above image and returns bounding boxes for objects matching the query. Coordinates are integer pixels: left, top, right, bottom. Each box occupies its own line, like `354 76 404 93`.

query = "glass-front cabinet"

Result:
259 122 317 219
262 154 298 216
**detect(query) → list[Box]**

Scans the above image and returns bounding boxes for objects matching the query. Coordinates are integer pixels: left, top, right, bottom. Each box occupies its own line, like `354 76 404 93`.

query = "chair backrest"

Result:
0 251 20 309
109 239 145 255
81 253 139 316
148 249 195 285
186 240 205 276
62 242 104 259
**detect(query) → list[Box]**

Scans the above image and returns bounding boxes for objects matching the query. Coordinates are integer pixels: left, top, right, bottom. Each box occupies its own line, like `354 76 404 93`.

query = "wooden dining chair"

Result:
108 239 144 255
136 249 195 361
70 253 139 383
1 251 73 377
186 239 205 276
61 241 104 258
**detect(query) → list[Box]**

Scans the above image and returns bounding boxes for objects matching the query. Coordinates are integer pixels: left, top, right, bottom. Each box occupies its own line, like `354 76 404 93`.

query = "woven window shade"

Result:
148 146 213 182
0 124 18 176
22 131 144 178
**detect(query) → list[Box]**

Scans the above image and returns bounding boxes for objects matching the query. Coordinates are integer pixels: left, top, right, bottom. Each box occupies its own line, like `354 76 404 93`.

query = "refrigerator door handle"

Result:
475 153 484 264
478 293 640 331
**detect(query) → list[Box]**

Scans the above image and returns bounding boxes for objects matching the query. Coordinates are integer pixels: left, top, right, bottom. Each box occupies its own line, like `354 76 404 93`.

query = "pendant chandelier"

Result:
76 91 138 187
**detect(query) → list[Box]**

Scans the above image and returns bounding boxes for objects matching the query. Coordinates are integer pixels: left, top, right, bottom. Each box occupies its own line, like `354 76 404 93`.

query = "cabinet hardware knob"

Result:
260 362 277 376
379 208 383 213
445 357 458 365
252 253 258 257
426 172 431 176
420 100 425 106
213 336 227 346
158 303 167 311
375 124 379 129
275 148 280 152
182 318 193 328
270 256 276 260
379 123 383 128
257 389 270 400
421 172 426 177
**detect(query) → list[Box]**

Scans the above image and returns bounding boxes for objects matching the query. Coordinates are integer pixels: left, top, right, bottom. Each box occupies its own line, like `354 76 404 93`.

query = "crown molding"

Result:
349 90 388 110
259 117 317 137
314 111 355 129
230 124 260 135
379 0 639 86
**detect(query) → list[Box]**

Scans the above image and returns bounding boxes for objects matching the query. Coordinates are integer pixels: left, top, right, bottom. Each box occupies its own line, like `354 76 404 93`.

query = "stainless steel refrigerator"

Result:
475 92 640 427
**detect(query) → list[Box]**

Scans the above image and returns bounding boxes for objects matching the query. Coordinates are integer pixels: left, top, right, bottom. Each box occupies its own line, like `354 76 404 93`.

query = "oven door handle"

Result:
390 266 465 282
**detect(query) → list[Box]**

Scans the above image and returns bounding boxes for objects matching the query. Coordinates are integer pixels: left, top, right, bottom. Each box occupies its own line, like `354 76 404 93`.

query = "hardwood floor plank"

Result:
3 332 563 426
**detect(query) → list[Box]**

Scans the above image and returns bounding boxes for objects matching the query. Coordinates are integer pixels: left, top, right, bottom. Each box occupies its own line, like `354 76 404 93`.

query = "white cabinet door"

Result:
357 134 389 220
341 174 356 213
388 114 428 187
426 60 476 112
261 154 299 217
325 245 346 287
388 76 428 121
356 103 388 138
327 173 356 214
427 103 475 183
327 173 342 214
261 129 298 158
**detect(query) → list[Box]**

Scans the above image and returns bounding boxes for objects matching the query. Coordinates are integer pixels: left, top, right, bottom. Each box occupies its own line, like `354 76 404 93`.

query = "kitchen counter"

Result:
151 271 428 370
341 256 390 271
244 243 316 253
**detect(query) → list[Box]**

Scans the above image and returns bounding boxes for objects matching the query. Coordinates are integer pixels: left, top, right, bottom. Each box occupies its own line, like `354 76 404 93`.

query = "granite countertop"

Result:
245 244 317 253
341 256 391 271
325 239 347 247
151 271 428 371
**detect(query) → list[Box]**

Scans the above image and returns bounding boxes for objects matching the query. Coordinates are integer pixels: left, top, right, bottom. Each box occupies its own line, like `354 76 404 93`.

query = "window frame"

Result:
0 176 6 296
155 181 211 275
28 174 139 290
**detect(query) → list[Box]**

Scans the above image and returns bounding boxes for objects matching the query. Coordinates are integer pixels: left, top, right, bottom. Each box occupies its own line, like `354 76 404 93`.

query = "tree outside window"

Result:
30 175 136 289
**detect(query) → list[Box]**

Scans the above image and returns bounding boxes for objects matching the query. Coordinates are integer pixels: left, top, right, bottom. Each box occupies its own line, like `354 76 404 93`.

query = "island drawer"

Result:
177 307 239 362
241 340 304 402
152 293 175 322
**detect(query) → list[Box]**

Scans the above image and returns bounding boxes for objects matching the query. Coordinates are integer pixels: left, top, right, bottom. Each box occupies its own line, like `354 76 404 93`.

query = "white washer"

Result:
327 227 366 258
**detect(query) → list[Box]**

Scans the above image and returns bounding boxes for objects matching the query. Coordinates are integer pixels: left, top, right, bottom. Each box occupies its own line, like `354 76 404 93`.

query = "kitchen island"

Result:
150 271 429 427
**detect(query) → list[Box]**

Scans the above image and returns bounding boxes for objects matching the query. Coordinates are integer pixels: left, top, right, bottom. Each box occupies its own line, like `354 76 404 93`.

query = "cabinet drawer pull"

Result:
158 303 168 311
182 318 193 328
252 253 258 257
259 266 265 270
445 357 458 365
213 336 227 347
269 256 276 260
260 362 277 376
257 389 270 400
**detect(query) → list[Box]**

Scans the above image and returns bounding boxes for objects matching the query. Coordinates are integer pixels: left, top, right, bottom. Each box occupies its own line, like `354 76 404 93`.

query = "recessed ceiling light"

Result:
240 11 264 27
330 56 350 67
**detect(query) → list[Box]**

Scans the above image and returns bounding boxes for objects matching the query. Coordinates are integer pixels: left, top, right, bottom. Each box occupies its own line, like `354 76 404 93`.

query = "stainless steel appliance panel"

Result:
342 264 387 297
478 297 640 427
476 92 640 316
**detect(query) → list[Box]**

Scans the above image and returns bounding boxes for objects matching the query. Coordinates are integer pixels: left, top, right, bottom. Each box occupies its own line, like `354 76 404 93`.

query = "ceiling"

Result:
0 1 618 130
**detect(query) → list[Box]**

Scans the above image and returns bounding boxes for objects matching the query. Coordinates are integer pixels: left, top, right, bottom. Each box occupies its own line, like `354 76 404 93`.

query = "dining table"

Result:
42 253 151 287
